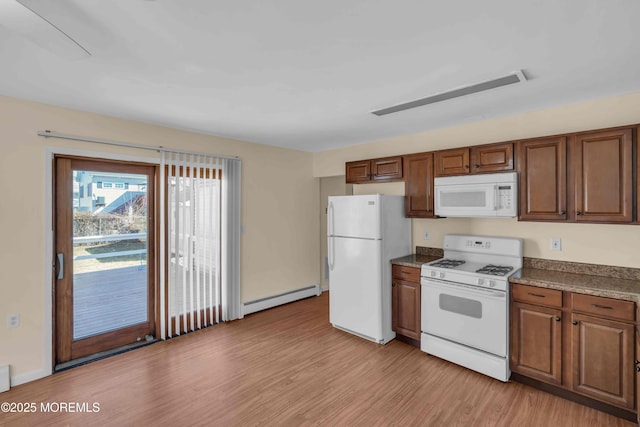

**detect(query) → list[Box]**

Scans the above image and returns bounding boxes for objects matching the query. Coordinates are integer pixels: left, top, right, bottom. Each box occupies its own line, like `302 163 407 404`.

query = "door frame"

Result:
44 146 160 374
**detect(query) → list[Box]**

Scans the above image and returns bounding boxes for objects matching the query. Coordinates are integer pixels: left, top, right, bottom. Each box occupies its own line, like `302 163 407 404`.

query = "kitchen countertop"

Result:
390 254 440 268
392 250 640 304
510 268 640 303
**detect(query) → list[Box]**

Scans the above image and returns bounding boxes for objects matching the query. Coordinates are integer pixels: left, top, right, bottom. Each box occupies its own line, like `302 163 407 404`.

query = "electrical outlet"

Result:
423 231 430 240
8 314 20 328
551 237 562 251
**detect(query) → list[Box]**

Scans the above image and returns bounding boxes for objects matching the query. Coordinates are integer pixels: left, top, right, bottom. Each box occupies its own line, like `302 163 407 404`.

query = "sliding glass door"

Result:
54 156 157 365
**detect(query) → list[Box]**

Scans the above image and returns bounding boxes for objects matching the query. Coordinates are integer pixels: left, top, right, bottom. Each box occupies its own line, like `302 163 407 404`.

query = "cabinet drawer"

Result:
392 265 420 282
571 293 635 322
511 284 562 308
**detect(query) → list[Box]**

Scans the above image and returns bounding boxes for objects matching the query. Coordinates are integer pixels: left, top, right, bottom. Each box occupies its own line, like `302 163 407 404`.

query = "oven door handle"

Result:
421 278 506 298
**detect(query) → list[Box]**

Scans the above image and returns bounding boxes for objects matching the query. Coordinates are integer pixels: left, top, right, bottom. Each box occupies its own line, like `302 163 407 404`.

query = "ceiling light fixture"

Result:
371 70 527 116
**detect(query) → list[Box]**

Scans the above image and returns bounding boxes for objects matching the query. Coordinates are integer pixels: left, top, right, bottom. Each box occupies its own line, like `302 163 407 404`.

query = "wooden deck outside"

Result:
73 263 217 340
73 266 148 339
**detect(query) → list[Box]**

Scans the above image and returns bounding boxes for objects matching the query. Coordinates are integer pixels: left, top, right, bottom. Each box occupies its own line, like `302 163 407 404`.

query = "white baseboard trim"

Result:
320 284 329 292
10 368 51 388
242 284 321 316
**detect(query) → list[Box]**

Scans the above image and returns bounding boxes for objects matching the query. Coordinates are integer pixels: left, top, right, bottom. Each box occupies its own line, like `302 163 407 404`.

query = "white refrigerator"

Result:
328 194 411 344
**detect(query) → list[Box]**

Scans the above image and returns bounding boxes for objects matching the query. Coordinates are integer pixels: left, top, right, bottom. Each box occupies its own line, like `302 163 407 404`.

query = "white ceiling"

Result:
1 0 640 152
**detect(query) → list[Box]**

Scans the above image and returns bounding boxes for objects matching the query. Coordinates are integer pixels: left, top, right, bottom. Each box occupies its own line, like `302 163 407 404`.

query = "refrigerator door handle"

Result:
328 201 335 271
328 201 335 237
328 236 335 271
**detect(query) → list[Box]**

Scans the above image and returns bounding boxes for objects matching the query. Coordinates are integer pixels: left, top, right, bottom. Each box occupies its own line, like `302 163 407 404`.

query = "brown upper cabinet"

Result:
404 152 434 218
435 142 514 176
343 123 637 224
517 137 567 221
434 147 469 176
518 126 634 224
345 156 403 183
345 160 371 183
573 128 633 223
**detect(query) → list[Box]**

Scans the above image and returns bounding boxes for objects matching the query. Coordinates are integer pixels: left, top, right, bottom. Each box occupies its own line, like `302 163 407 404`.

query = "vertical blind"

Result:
160 152 242 339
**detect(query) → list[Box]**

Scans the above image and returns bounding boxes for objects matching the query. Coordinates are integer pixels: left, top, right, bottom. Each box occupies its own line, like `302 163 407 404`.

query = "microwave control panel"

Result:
497 185 513 210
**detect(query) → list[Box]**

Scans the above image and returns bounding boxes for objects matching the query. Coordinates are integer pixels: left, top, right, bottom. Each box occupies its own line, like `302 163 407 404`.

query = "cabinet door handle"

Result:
474 164 480 168
464 164 469 169
571 321 578 325
554 317 561 322
576 211 582 215
636 366 640 372
559 211 566 215
591 303 613 310
527 292 546 298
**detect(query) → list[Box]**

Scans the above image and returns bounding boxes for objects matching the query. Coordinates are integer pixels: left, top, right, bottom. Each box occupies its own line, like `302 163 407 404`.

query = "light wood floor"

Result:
2 292 635 426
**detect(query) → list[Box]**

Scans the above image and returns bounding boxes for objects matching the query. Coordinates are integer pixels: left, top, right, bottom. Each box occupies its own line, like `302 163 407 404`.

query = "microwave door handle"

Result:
494 185 498 211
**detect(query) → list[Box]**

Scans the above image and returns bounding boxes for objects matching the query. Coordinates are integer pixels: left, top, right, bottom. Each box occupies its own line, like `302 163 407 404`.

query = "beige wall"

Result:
361 186 640 267
318 92 640 269
0 96 319 380
314 92 640 178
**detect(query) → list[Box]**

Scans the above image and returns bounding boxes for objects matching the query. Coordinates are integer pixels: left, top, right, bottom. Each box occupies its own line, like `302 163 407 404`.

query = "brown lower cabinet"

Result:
510 283 637 418
571 312 635 409
391 265 421 346
511 300 562 385
637 324 640 414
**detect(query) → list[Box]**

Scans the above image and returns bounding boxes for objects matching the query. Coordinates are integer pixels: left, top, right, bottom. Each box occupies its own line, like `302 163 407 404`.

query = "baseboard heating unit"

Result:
0 365 9 392
242 284 321 316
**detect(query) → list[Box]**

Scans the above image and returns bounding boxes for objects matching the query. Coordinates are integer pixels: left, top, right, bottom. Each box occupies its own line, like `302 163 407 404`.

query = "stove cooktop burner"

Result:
475 264 514 276
430 259 466 269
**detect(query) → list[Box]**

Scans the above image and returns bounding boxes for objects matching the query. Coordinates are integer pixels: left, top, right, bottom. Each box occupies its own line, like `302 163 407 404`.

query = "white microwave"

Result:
434 172 518 218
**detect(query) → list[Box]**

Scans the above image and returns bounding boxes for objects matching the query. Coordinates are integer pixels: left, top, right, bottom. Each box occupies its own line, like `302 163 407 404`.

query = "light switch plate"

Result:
7 314 19 328
551 237 562 251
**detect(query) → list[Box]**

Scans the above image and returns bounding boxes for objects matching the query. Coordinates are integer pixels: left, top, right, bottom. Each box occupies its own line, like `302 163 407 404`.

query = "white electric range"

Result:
420 234 523 382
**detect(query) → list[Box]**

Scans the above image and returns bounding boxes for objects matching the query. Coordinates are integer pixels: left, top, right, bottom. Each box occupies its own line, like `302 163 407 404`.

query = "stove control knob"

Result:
439 272 445 279
477 278 485 286
430 271 436 277
489 280 496 288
